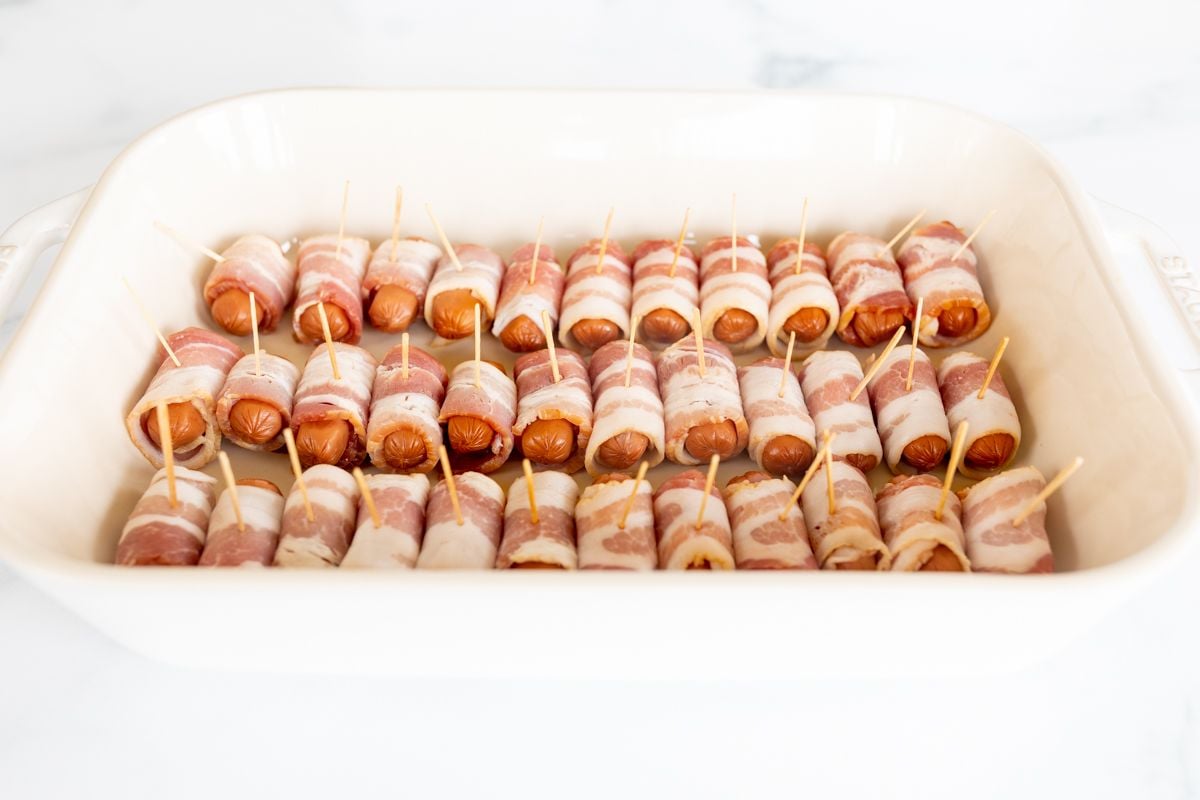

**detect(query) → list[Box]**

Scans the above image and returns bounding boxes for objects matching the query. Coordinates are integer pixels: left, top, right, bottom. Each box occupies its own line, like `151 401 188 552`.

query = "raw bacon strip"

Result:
423 244 506 338
496 471 579 569
438 361 517 474
653 470 735 570
827 232 913 347
198 484 285 567
203 234 295 332
115 467 217 566
362 237 442 329
698 236 771 352
558 239 633 351
738 357 817 477
799 350 883 473
764 239 839 354
574 476 657 570
723 473 817 570
959 467 1054 574
291 343 378 469
866 345 951 473
492 243 565 351
366 343 448 473
875 474 970 572
513 348 593 473
657 337 748 466
291 234 372 345
897 221 991 347
630 239 699 348
274 465 360 567
125 327 243 470
936 351 1021 478
215 352 300 452
584 340 666 475
342 474 431 568
416 472 505 568
801 460 891 570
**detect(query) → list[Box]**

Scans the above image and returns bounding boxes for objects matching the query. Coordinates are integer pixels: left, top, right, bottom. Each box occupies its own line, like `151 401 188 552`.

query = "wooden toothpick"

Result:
623 315 639 389
779 330 796 398
522 459 540 525
541 309 561 383
154 221 225 263
618 461 649 531
595 207 614 275
352 467 381 529
668 207 691 279
877 209 926 257
1012 457 1083 525
249 290 261 376
155 401 177 508
905 295 923 392
978 336 1010 400
216 450 245 532
952 210 996 261
123 278 180 367
780 431 838 520
438 445 464 526
282 428 314 522
824 432 836 515
936 421 970 521
850 324 907 401
473 303 482 389
730 193 739 273
424 204 465 271
527 217 546 286
316 303 341 380
390 185 404 261
401 332 410 380
693 308 706 378
695 454 720 530
794 198 809 276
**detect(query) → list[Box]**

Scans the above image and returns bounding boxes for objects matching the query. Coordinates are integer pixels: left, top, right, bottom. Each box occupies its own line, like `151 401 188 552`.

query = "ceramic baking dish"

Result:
0 89 1196 677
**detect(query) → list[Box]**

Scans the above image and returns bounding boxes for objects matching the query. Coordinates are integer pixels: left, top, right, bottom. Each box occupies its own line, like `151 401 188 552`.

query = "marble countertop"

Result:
3 1 1199 797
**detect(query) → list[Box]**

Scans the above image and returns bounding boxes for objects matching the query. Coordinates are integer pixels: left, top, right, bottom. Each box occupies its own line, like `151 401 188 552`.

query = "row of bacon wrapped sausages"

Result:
116 459 1053 574
201 220 989 355
126 326 1020 480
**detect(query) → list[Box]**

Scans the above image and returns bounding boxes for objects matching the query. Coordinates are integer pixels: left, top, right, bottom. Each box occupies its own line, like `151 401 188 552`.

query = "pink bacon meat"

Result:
866 344 951 473
291 343 378 469
125 327 243 470
959 466 1054 574
115 467 217 566
584 339 666 475
513 348 593 473
657 336 748 466
362 237 442 331
366 343 448 473
438 361 517 474
574 476 657 571
723 474 818 570
630 239 699 348
799 350 883 473
274 464 361 567
342 474 432 568
558 239 633 351
423 244 506 339
738 357 817 478
492 243 565 351
291 234 372 345
764 239 839 355
653 470 735 570
496 471 580 569
826 231 913 347
801 459 891 570
876 474 970 572
203 234 295 333
199 483 285 567
698 236 770 353
215 351 300 452
416 472 505 568
896 221 991 347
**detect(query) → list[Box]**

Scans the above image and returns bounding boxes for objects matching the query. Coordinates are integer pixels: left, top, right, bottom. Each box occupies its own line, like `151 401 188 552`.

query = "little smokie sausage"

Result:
437 360 517 474
495 471 580 569
723 471 819 570
936 351 1021 477
559 239 633 352
512 348 593 473
764 238 840 355
800 459 891 570
366 343 448 473
896 221 992 348
423 244 505 340
202 234 294 335
291 235 371 345
146 401 206 449
363 237 442 333
492 242 565 353
738 357 817 479
210 288 264 336
630 239 699 348
865 344 952 474
290 343 377 469
826 231 913 347
798 350 883 474
584 339 667 476
215 351 300 453
698 237 770 352
656 336 748 466
876 474 970 572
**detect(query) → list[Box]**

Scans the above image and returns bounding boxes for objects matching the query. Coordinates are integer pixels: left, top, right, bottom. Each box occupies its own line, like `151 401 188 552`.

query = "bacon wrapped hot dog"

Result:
216 351 300 452
198 480 285 567
574 474 657 571
423 244 505 341
274 464 361 567
514 348 593 472
496 471 579 569
363 237 442 332
416 472 505 568
292 234 372 345
115 467 217 566
203 234 294 335
959 467 1054 574
291 343 378 469
653 470 735 570
698 236 770 352
897 221 991 347
559 239 632 351
492 243 565 352
630 239 699 347
342 474 431 568
738 357 816 478
366 343 448 473
584 340 666 475
657 337 748 466
876 474 970 572
438 360 517 474
866 345 952 473
801 460 890 570
937 351 1021 477
723 472 817 570
764 239 839 354
827 232 913 347
799 350 883 473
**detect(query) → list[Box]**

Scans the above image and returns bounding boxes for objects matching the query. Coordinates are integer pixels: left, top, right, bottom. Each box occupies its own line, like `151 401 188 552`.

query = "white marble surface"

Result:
2 0 1199 797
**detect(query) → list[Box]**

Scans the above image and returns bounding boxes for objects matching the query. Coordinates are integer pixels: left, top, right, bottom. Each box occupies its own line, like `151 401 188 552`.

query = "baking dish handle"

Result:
0 187 91 320
1095 199 1200 374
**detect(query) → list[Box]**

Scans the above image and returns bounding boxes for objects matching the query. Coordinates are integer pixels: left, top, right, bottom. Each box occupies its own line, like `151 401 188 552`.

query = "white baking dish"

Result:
0 89 1196 677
